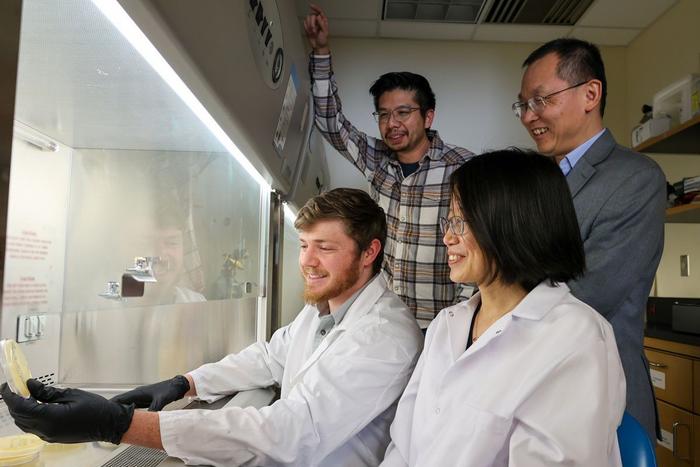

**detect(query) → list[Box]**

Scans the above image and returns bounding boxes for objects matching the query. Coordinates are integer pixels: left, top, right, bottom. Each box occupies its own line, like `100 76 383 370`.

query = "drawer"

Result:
695 415 700 467
645 348 693 411
656 400 694 466
695 361 700 415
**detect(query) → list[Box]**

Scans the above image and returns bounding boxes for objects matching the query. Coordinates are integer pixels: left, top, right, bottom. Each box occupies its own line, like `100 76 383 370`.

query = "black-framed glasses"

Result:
372 106 420 124
512 81 588 119
439 216 466 236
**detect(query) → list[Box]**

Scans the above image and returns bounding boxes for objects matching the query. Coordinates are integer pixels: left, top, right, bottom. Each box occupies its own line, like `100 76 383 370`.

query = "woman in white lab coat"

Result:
381 149 626 467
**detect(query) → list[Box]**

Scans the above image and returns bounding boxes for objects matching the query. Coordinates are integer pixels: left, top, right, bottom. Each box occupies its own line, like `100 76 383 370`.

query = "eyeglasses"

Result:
372 106 420 124
439 216 466 236
511 81 588 119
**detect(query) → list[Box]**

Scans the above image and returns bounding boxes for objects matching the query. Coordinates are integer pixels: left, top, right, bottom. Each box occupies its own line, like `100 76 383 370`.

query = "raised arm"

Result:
304 5 387 178
303 4 329 55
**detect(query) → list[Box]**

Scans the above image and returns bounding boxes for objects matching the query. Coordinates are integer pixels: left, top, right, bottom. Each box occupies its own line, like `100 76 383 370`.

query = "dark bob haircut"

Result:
523 38 607 117
449 148 585 292
369 72 436 118
295 188 387 275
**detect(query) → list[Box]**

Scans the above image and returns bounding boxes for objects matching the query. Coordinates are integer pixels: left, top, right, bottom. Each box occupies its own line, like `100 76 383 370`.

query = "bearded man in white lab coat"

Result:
1 188 424 467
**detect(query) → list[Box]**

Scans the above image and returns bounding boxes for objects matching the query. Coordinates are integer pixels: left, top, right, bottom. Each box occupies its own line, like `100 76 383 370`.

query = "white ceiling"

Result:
294 0 678 46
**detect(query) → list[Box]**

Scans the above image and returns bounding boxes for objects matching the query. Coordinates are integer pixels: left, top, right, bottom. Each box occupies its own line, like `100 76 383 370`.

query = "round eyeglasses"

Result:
372 106 420 124
439 216 466 236
512 81 588 119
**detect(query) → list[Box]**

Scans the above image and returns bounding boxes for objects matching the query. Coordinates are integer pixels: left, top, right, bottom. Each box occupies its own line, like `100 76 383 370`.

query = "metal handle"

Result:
648 361 667 368
671 421 691 461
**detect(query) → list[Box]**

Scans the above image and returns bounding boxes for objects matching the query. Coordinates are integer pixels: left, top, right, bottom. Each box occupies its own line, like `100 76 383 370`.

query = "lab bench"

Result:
4 387 276 467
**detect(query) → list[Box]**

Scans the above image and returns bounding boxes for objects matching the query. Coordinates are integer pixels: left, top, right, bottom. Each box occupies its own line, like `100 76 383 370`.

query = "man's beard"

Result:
303 258 362 305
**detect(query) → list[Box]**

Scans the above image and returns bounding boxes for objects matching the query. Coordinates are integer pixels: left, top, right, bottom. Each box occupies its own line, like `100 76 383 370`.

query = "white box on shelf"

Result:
652 74 700 125
631 116 671 147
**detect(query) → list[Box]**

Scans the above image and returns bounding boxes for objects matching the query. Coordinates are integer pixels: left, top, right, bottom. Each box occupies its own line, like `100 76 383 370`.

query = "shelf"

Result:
666 203 700 223
634 114 700 154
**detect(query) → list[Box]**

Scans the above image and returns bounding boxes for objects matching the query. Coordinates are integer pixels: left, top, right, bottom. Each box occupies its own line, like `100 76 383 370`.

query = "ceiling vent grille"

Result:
483 0 594 25
383 0 489 24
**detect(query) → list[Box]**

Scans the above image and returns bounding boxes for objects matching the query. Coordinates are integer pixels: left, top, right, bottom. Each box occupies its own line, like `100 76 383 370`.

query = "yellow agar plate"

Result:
0 434 44 466
0 339 32 398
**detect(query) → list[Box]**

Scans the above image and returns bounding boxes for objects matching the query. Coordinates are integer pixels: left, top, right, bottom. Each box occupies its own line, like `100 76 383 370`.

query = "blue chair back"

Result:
617 411 656 467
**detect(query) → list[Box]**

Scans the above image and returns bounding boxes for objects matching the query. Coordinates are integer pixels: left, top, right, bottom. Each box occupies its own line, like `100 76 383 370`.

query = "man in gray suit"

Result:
514 38 666 441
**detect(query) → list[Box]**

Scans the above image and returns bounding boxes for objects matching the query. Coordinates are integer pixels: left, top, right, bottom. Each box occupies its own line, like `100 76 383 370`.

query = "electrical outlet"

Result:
680 255 690 277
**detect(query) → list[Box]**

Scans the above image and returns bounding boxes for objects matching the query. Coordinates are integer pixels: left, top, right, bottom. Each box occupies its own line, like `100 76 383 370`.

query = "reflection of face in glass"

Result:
153 227 185 288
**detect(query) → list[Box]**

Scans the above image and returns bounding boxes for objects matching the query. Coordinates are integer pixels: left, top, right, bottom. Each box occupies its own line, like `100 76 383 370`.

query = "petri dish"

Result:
0 434 44 466
0 340 32 398
43 442 86 453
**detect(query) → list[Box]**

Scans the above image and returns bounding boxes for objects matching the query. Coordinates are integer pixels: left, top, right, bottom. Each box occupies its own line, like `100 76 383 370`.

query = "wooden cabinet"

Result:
646 348 694 411
657 400 695 466
633 113 700 223
695 361 700 414
696 415 700 467
643 338 700 466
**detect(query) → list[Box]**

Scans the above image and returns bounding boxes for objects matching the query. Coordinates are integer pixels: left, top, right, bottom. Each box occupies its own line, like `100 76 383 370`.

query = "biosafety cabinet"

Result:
0 0 326 437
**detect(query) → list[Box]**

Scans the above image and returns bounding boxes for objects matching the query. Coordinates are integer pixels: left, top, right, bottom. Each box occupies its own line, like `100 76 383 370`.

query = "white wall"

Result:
324 37 627 190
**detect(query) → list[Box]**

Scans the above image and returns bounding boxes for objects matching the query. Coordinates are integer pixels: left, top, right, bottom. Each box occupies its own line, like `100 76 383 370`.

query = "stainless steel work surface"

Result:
16 387 277 466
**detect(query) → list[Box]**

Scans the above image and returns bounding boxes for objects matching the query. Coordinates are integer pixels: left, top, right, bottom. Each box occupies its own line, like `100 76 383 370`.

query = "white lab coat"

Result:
381 281 625 467
159 275 423 466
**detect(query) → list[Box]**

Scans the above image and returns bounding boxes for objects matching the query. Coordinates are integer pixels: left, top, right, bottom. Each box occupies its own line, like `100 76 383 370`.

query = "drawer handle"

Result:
648 361 666 369
672 421 691 461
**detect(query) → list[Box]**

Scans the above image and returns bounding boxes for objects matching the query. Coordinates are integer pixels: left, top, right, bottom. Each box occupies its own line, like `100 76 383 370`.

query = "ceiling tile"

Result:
577 0 678 28
569 27 641 46
386 3 417 20
379 21 475 41
294 0 382 20
473 24 572 43
331 19 380 38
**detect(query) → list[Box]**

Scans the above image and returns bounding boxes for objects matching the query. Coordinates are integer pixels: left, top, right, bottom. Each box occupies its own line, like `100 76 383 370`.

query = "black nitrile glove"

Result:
110 375 190 411
0 379 134 444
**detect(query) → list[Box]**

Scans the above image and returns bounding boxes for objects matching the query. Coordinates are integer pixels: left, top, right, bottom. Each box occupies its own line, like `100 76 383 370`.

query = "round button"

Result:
400 216 406 222
448 311 454 317
435 408 441 415
394 286 400 292
320 330 326 336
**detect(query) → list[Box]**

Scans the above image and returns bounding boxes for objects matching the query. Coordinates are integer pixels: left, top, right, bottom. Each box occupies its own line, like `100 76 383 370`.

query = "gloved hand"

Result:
110 375 190 411
0 379 134 444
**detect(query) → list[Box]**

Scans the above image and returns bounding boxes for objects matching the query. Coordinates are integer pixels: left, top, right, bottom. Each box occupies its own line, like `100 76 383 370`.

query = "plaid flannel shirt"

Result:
310 54 475 321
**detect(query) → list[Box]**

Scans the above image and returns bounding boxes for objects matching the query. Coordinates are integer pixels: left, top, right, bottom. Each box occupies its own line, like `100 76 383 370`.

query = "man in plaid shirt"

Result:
304 5 474 324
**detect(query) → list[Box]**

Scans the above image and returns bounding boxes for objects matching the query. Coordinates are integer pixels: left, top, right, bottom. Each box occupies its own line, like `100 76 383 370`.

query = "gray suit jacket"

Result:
567 129 665 441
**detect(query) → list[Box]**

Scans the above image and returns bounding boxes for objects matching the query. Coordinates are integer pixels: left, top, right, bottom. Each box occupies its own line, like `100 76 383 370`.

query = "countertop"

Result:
645 323 700 347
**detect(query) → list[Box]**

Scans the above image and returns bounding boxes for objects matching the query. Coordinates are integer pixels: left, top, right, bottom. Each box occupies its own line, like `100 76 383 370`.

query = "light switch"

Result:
681 255 690 277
